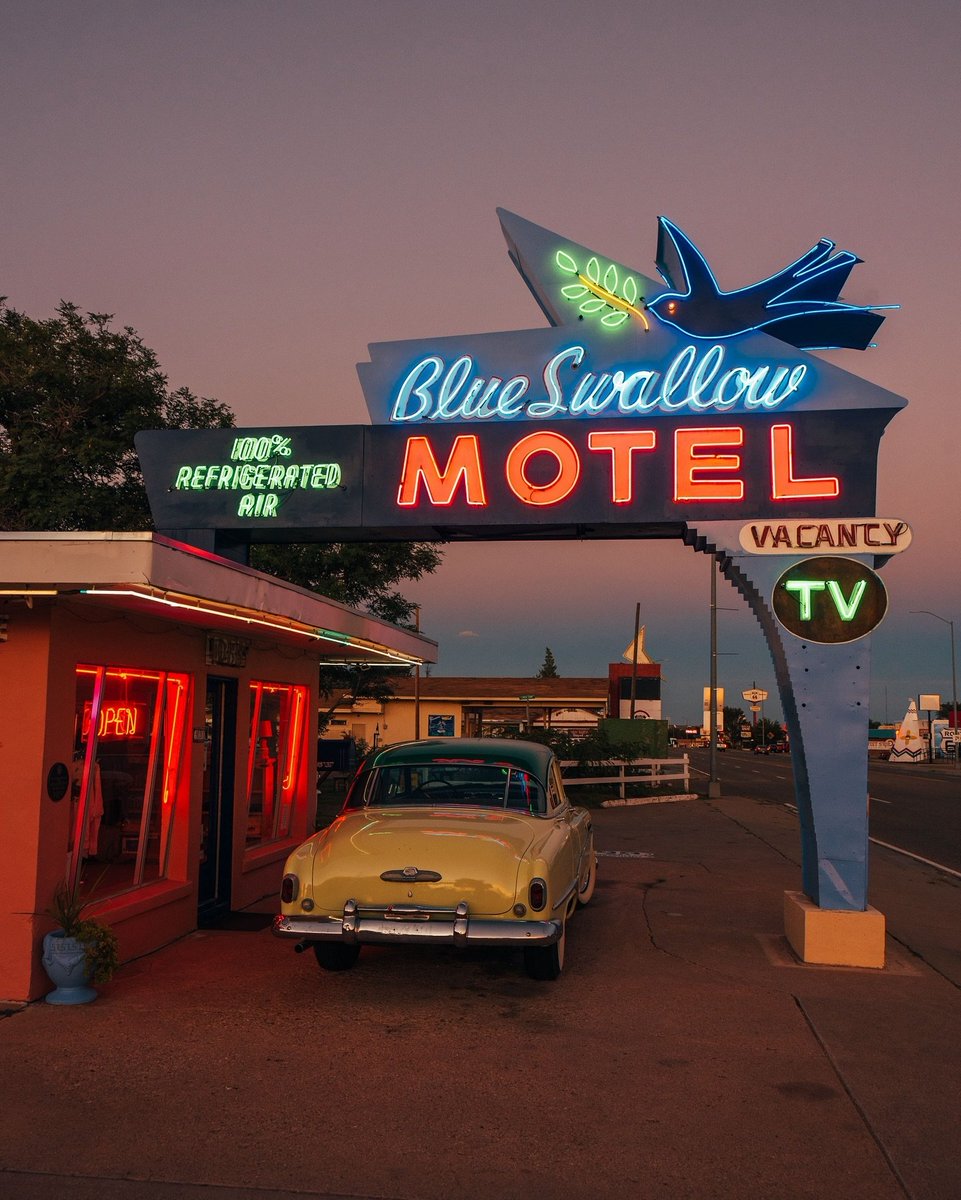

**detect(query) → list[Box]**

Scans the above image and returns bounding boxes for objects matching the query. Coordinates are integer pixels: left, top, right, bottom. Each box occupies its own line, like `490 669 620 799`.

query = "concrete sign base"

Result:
784 891 886 968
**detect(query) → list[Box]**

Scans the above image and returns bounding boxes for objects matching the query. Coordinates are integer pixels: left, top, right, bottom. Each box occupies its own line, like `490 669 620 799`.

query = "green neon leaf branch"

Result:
554 249 647 329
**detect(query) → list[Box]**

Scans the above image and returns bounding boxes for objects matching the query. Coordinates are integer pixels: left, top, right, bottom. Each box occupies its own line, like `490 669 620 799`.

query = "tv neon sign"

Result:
395 421 839 509
772 557 887 643
389 344 809 424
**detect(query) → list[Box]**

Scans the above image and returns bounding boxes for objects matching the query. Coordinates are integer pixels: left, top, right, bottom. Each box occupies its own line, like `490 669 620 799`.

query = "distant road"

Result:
688 747 961 874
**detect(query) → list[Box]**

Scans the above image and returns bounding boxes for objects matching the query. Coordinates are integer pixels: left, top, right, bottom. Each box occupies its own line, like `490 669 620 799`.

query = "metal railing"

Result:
559 755 690 800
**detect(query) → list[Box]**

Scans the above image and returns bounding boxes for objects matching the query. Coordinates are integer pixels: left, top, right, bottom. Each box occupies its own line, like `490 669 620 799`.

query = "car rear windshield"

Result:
344 762 547 814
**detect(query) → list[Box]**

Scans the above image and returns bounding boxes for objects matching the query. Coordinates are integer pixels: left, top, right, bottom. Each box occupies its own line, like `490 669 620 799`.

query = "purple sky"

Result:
3 0 959 723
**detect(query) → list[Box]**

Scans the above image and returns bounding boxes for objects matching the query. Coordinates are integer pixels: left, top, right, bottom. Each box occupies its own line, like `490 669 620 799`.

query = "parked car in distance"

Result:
274 738 597 981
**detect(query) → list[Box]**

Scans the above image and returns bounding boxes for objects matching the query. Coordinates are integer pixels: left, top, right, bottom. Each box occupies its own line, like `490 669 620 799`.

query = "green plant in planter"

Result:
46 877 119 985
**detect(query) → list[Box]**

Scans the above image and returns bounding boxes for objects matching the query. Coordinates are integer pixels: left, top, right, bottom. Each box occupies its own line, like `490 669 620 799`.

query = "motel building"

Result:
0 532 435 1003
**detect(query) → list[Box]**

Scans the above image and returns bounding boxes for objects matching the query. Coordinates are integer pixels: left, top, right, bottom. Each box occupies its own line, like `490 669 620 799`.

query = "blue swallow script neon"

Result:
389 343 809 423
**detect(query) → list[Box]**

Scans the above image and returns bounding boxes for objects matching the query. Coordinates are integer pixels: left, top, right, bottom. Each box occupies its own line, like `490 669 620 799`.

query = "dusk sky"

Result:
3 0 959 723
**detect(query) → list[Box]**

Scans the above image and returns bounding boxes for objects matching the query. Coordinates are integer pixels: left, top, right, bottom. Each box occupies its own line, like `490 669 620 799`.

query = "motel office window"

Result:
71 666 190 898
245 682 307 847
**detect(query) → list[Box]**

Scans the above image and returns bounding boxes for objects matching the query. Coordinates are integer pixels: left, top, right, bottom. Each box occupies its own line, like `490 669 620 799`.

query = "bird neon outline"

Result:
646 217 896 351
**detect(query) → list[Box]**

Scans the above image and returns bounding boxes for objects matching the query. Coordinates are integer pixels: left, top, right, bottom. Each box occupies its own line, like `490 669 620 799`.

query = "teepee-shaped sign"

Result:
890 699 924 763
622 626 653 665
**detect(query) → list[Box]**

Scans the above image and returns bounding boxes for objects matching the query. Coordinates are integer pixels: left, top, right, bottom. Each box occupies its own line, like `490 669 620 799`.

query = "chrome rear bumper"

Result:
273 899 560 948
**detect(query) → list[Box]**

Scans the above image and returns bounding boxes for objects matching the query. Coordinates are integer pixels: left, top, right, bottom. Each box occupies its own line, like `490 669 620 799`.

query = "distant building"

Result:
608 624 663 720
326 676 609 745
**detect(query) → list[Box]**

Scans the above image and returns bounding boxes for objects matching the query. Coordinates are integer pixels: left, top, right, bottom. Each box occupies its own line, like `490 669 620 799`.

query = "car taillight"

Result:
281 873 299 904
529 878 547 911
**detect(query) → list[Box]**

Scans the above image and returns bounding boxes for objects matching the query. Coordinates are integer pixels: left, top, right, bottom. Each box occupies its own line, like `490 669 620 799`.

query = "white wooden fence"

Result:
559 755 690 800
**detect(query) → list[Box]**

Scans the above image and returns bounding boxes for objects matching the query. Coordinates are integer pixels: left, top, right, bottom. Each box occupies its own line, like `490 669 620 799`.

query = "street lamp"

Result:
911 610 958 763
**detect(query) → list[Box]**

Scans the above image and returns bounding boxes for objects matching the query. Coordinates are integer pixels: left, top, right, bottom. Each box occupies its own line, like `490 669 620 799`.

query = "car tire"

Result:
523 918 565 981
577 849 597 907
313 942 361 972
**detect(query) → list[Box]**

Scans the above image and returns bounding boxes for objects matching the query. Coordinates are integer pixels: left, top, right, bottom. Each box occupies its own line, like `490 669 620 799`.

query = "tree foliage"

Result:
536 646 560 678
317 664 411 734
0 298 233 530
723 705 747 741
250 541 442 627
755 718 784 745
0 296 443 623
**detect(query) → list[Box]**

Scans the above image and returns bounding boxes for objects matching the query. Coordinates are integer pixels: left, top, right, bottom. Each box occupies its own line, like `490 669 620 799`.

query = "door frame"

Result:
197 675 237 926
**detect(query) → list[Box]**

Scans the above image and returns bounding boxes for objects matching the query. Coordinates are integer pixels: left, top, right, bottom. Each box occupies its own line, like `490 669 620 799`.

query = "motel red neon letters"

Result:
395 423 840 509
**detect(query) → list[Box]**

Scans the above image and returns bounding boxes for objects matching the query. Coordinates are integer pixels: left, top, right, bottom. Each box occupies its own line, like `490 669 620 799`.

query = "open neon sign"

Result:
81 702 146 740
395 421 839 509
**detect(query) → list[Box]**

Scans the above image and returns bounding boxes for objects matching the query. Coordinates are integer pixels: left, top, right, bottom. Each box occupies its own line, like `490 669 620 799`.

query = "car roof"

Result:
365 738 555 782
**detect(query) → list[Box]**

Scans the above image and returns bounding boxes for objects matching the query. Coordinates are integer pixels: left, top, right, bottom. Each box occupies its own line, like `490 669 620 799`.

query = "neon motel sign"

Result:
136 209 903 537
393 423 839 509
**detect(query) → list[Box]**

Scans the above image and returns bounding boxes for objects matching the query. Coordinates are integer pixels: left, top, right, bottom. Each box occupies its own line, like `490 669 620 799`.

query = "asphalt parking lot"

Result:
3 796 960 1200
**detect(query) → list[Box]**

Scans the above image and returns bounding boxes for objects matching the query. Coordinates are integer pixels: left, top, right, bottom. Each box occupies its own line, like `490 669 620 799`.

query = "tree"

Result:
0 296 443 622
0 298 234 529
755 718 784 746
250 542 441 627
537 647 559 678
724 706 747 742
317 664 411 734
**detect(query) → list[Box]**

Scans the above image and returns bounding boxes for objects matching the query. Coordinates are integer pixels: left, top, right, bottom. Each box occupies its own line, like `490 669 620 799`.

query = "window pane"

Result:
71 666 190 901
245 682 307 847
345 764 546 813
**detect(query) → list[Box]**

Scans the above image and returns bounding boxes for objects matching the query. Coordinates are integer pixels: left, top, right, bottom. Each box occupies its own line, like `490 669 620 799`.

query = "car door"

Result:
550 760 592 890
542 762 582 905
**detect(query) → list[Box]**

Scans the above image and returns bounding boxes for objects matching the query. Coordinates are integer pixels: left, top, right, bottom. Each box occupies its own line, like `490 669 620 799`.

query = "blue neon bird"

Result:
646 217 890 350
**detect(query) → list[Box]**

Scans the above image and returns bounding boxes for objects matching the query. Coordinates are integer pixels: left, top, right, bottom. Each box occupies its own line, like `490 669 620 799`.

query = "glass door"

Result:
198 677 236 925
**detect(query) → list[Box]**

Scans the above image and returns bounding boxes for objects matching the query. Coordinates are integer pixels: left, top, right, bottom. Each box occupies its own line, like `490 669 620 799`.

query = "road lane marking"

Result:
597 850 654 859
869 795 892 805
784 804 961 880
868 838 961 880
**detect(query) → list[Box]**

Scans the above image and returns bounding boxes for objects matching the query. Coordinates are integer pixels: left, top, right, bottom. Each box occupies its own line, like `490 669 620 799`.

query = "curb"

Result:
600 793 699 807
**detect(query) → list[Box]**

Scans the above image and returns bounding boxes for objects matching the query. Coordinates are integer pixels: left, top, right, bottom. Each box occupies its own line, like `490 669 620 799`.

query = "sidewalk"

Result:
2 793 959 1200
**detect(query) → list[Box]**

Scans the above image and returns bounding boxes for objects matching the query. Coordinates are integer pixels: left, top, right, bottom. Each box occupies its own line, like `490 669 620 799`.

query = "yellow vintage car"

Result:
273 738 596 980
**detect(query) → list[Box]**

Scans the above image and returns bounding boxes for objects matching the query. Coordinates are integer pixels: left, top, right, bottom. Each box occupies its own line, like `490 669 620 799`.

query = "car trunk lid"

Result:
311 807 536 916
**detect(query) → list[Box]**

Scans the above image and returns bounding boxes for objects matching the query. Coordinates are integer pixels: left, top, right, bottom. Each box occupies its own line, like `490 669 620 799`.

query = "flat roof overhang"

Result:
0 532 437 667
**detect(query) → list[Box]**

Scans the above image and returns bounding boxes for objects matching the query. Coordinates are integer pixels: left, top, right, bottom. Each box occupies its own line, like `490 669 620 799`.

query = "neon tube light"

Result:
770 424 840 500
161 678 188 808
576 274 650 330
396 435 487 507
505 431 581 506
674 426 744 502
282 687 307 793
78 588 424 665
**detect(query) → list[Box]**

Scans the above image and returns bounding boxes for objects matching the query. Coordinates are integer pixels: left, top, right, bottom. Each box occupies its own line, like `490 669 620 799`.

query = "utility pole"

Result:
629 601 640 720
413 605 421 740
708 557 720 799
